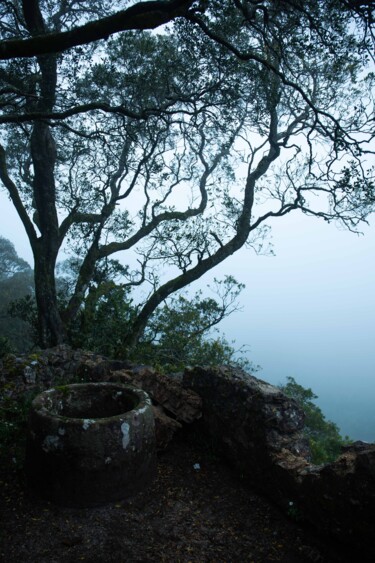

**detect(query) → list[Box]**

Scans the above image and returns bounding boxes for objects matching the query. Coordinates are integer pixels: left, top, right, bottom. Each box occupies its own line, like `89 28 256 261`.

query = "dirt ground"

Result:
0 434 363 563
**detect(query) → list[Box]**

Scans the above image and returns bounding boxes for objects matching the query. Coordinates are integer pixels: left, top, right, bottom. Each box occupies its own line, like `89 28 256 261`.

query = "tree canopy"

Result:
0 236 34 353
0 236 31 279
0 1 374 349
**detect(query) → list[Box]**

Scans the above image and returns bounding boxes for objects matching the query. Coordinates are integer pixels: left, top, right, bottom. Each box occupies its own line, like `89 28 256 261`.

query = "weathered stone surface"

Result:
75 357 193 450
1 345 200 453
109 366 202 424
182 365 375 558
83 365 188 451
297 442 375 557
44 349 203 425
182 365 310 482
0 345 109 389
152 405 182 451
3 347 375 556
25 383 156 507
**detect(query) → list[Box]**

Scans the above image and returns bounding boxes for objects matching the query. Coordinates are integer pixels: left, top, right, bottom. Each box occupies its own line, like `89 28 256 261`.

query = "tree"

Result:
0 236 34 353
0 1 374 349
0 236 30 279
280 376 352 464
65 270 255 371
137 276 250 370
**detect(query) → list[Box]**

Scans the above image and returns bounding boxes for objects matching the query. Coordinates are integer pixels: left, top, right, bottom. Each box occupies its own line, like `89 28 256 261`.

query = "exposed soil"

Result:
0 435 361 563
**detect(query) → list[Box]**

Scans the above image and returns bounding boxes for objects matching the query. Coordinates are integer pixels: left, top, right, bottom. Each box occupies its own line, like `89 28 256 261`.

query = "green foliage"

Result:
136 279 256 372
69 282 137 358
65 270 255 372
4 249 254 370
0 238 35 352
0 336 14 358
0 1 374 351
0 386 39 470
73 288 254 372
7 293 38 328
1 2 374 347
0 236 31 280
136 327 252 374
280 376 352 464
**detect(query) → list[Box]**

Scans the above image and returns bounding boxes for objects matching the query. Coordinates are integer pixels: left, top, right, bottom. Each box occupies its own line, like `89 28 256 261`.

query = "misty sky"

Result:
1 191 374 441
212 212 375 442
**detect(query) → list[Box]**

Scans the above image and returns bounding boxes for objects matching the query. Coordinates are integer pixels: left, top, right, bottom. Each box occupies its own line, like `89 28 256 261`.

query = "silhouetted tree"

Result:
0 1 373 348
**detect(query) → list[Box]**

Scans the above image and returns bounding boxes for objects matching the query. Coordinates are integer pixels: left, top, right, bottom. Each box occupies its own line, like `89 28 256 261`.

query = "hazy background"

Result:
1 191 374 441
213 213 375 442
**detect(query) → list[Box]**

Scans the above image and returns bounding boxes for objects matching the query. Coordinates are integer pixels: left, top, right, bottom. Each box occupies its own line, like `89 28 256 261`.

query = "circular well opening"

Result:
39 384 140 419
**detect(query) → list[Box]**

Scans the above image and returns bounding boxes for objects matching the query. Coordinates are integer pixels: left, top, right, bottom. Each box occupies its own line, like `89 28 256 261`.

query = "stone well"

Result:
25 382 156 507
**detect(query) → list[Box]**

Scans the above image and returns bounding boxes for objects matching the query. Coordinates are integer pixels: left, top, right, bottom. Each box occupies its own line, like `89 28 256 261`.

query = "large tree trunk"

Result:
31 122 65 347
31 124 66 346
22 2 64 348
33 244 65 347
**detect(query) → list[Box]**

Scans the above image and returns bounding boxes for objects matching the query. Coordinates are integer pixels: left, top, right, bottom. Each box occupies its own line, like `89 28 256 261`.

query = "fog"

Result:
1 192 374 441
213 212 375 442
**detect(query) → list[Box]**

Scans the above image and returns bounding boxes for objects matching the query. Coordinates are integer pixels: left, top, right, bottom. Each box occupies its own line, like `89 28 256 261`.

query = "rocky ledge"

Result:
1 345 374 559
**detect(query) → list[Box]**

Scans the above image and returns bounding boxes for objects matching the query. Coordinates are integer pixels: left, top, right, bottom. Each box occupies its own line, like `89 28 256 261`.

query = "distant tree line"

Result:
0 236 35 353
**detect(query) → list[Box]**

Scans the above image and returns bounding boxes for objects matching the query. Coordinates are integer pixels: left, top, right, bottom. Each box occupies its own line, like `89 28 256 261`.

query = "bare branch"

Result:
0 142 38 246
0 0 195 60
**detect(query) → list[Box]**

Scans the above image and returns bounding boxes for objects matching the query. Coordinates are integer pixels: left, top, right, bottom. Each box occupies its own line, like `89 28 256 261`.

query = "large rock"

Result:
109 366 202 424
298 441 375 557
183 365 310 487
182 365 375 559
152 405 182 451
108 367 202 450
